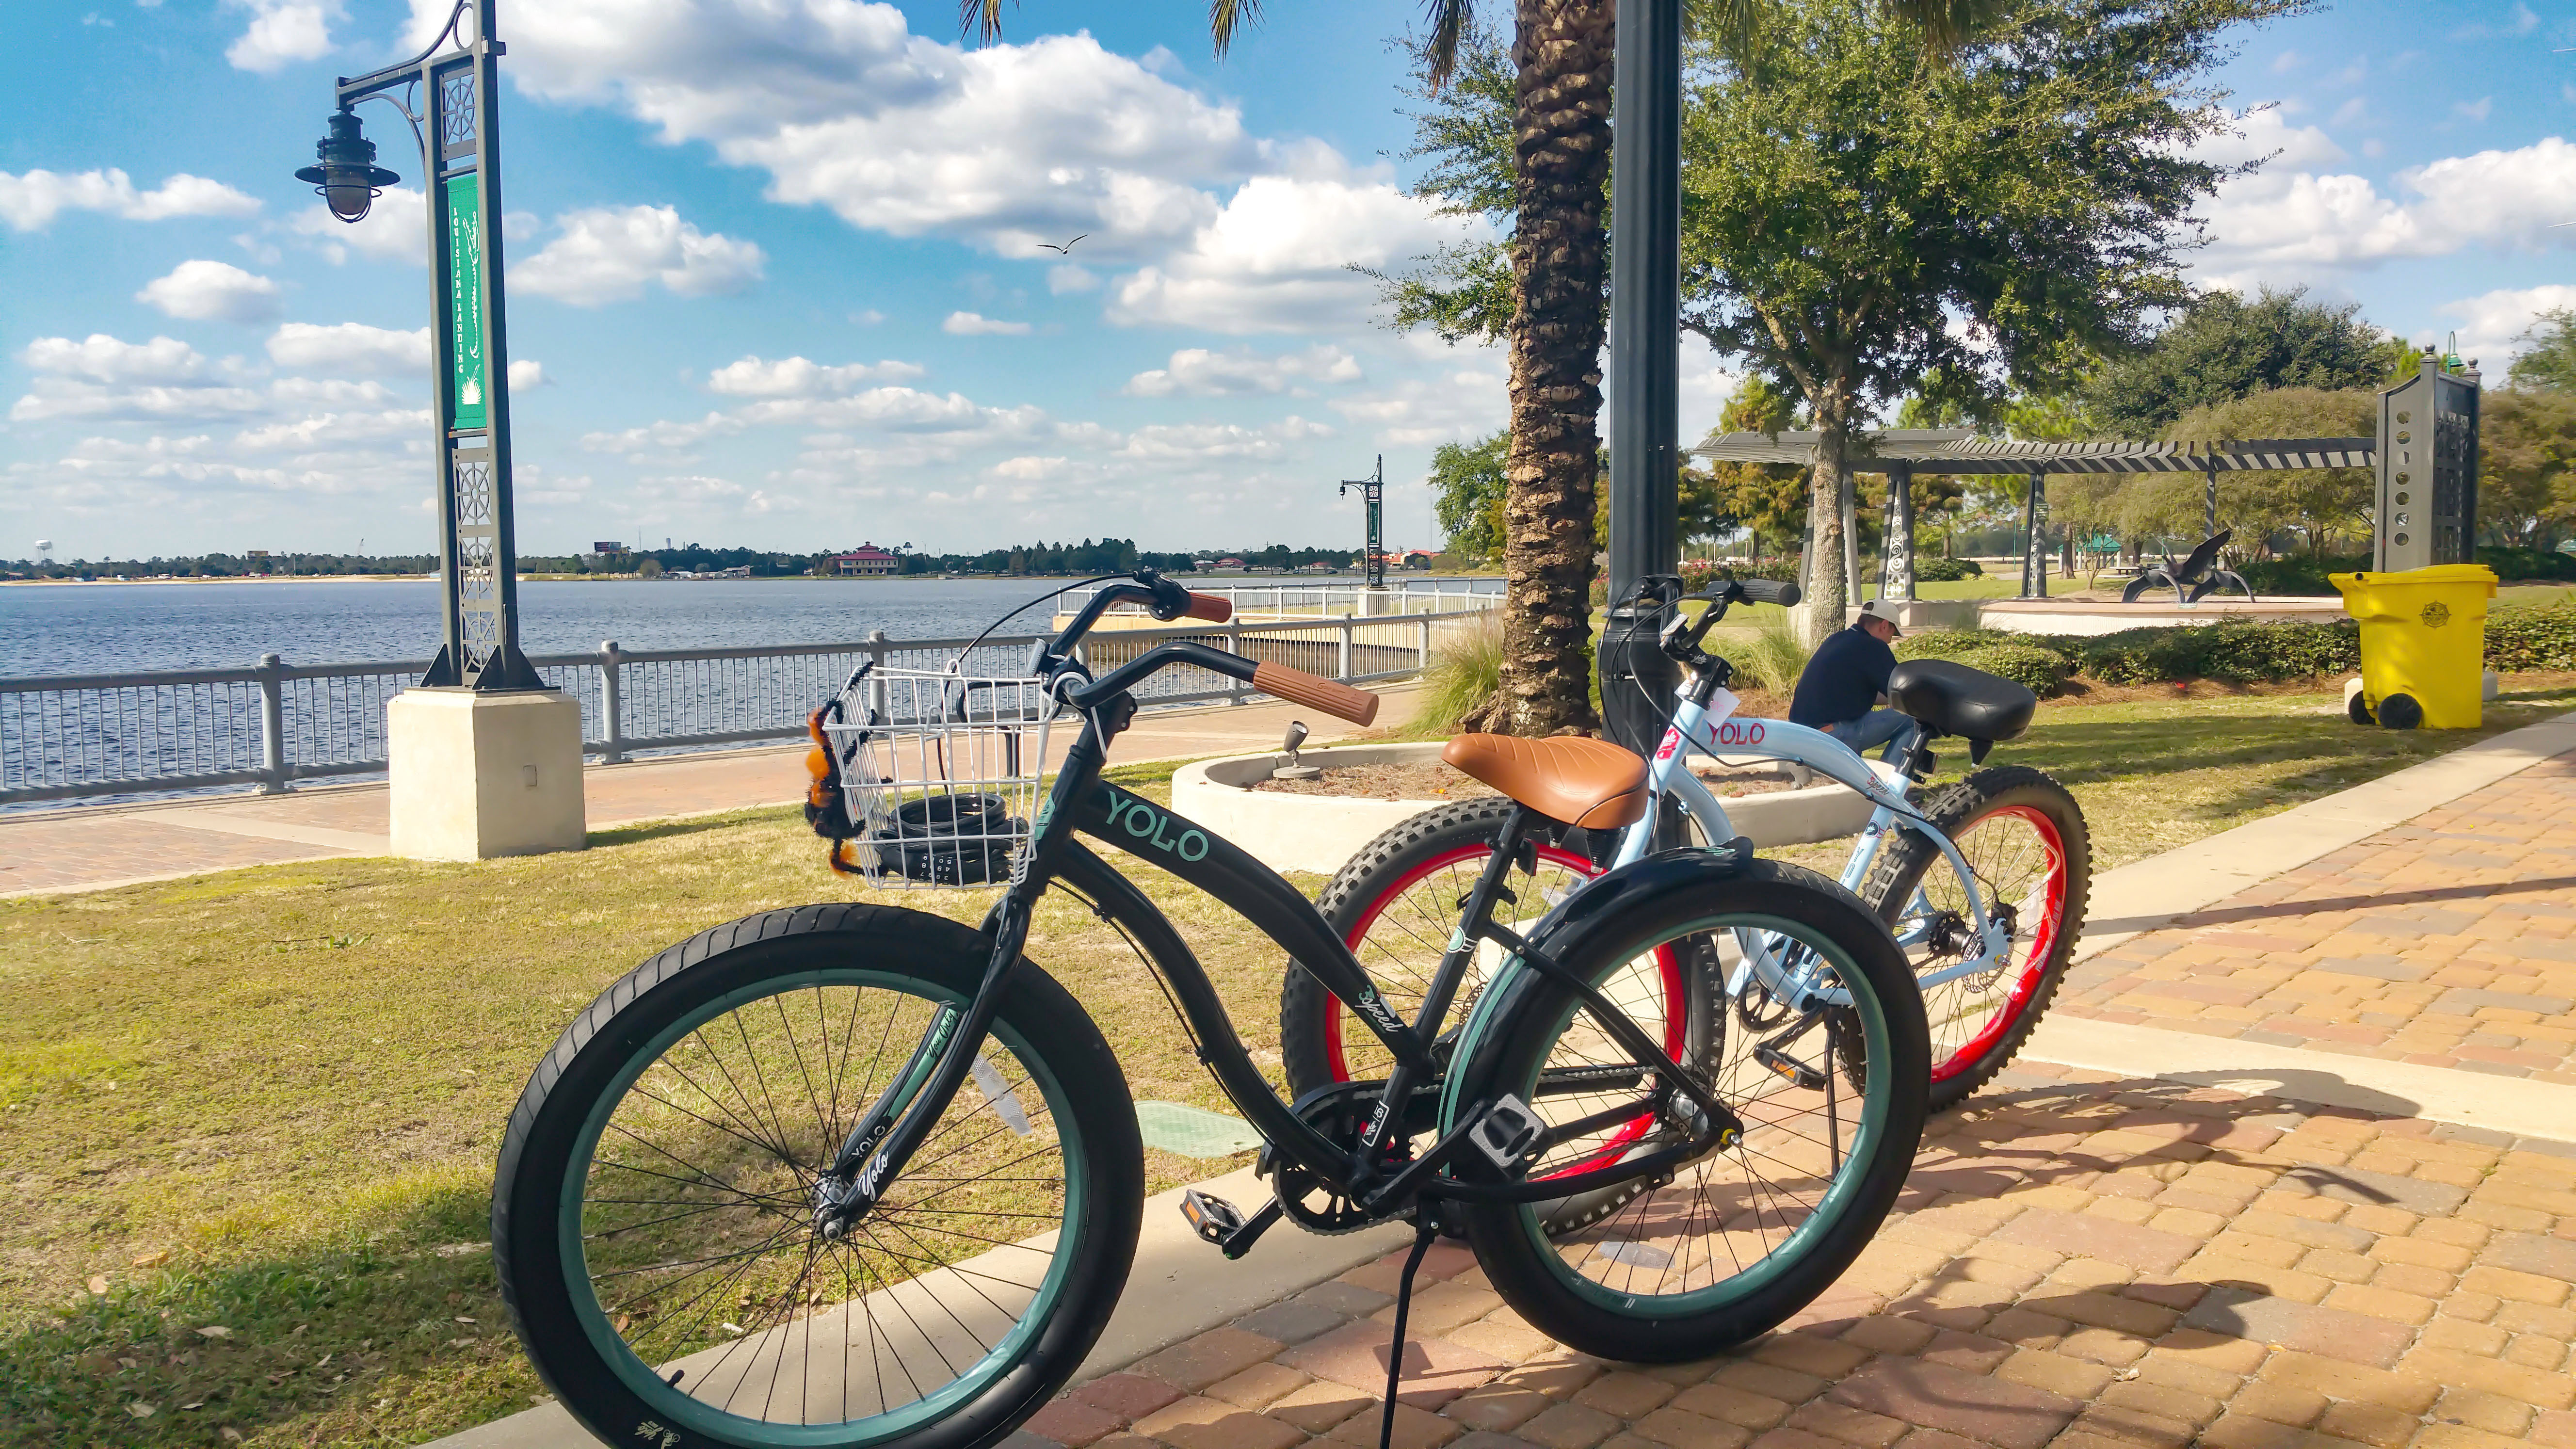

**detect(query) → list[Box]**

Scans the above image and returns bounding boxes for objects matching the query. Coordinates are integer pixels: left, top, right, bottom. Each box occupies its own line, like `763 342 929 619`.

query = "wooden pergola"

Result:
1690 430 2379 598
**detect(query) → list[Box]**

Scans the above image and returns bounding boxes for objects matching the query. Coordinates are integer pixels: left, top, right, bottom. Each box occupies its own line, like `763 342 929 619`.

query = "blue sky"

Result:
1 0 2570 563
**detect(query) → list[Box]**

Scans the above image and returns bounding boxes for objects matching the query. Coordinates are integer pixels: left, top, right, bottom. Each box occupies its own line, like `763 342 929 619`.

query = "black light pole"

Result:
1597 0 1684 755
295 0 539 691
1341 455 1387 590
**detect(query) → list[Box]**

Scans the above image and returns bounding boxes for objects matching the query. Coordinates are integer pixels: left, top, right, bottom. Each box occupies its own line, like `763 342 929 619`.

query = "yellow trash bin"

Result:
2329 564 2498 729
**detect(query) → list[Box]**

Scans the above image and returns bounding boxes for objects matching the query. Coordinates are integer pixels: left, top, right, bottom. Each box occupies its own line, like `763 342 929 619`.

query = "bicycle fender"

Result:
1435 845 1755 1140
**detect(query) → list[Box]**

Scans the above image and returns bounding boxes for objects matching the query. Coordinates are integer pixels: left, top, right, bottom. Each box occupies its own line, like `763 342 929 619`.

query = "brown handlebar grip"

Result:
1253 661 1380 725
1184 592 1233 623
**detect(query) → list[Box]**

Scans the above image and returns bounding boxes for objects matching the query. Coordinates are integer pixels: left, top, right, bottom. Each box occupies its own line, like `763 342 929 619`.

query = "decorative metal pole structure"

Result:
296 0 540 691
1341 455 1388 592
1597 0 1684 756
295 0 582 862
1884 464 1916 603
2375 350 2482 571
2018 471 2049 599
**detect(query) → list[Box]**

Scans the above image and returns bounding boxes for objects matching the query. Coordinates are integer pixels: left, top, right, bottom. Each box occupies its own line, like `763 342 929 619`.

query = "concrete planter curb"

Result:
1173 741 1875 876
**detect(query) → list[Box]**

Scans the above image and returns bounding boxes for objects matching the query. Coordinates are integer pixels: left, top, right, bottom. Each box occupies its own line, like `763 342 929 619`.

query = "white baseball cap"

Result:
1856 600 1904 636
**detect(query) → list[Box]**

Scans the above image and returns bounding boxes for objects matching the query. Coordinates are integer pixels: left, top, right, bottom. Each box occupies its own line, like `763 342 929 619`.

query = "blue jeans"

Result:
1822 709 1913 754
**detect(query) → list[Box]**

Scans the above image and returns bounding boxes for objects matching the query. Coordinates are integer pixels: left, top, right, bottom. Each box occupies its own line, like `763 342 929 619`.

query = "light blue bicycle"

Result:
1281 574 2090 1116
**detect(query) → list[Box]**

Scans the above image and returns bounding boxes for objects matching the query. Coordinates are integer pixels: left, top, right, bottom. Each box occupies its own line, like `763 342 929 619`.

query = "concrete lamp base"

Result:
388 688 587 861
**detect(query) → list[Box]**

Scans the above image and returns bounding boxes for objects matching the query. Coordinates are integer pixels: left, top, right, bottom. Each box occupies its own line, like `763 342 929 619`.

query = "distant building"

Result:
1299 561 1335 573
1402 548 1437 570
834 544 902 576
1215 557 1246 569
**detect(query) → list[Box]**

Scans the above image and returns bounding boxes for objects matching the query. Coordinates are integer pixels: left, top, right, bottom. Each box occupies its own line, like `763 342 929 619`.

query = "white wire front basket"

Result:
819 665 1064 890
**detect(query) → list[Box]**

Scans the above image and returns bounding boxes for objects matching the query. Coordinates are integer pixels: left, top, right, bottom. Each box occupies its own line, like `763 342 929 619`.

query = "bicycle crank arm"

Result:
1482 923 1730 1125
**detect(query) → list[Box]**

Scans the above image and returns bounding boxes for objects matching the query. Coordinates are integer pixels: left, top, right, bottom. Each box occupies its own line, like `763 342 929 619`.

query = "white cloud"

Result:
265 322 430 374
1330 361 1507 447
224 0 342 73
290 185 427 264
2197 134 2576 277
509 359 548 390
2436 284 2576 371
705 354 927 396
15 335 266 423
24 335 210 386
1124 344 1360 396
2454 97 2494 124
850 308 887 325
1048 263 1100 294
510 205 767 306
0 168 259 231
943 311 1032 336
1108 159 1483 334
581 413 747 457
445 0 1257 262
136 260 284 323
1117 417 1332 463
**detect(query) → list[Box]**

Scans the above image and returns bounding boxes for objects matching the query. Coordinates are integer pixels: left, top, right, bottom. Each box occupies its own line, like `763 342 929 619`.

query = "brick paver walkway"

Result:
1020 1065 2576 1449
2060 756 2576 1087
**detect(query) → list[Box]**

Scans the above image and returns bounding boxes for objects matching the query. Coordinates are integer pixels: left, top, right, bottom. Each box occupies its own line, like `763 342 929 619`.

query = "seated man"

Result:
1789 600 1911 753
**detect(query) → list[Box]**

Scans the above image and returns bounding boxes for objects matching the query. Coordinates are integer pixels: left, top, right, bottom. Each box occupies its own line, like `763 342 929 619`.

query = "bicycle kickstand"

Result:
1377 1214 1442 1449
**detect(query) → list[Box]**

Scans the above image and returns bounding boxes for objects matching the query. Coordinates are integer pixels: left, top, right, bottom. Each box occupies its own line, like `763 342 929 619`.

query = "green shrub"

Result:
1725 617 1813 692
1402 611 1505 738
2477 547 2576 583
2060 619 2361 685
1894 629 2070 694
1914 557 1983 582
2235 555 2357 596
2486 601 2576 671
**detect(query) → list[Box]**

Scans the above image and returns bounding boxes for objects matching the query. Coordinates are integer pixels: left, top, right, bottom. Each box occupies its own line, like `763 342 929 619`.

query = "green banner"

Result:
445 175 487 430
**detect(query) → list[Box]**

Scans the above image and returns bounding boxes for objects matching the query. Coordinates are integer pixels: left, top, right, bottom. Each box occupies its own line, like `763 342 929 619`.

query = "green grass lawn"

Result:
8 687 2576 1444
0 757 1287 1447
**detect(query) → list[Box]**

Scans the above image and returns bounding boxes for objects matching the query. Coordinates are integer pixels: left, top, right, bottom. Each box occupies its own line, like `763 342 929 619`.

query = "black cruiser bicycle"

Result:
492 570 1928 1449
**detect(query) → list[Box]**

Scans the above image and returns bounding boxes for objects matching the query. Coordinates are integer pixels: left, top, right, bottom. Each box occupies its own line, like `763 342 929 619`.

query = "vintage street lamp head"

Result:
294 109 401 224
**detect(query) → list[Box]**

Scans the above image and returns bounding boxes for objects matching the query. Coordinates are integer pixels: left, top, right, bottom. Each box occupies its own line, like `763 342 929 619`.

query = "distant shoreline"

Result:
4 571 1502 588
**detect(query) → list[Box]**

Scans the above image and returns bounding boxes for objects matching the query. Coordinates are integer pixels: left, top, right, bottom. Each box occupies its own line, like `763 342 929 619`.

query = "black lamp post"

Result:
295 0 540 691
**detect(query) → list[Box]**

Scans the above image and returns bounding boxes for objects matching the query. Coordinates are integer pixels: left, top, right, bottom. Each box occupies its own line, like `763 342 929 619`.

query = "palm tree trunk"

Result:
1469 0 1614 736
1799 389 1853 645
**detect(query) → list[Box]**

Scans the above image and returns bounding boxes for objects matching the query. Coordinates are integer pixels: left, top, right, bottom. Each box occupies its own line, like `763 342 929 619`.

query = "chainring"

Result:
1263 1080 1416 1236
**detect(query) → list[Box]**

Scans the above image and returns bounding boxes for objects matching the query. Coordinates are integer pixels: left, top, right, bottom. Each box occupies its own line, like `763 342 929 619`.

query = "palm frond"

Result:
958 0 1014 45
1209 0 1265 56
1880 0 1992 56
1419 0 1474 90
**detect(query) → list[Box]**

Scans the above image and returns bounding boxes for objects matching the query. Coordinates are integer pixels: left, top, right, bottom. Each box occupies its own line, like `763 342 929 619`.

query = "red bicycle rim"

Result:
1927 804 2067 1083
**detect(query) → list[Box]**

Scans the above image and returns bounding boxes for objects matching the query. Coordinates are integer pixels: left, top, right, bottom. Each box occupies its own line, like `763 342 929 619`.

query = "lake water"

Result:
0 576 1502 678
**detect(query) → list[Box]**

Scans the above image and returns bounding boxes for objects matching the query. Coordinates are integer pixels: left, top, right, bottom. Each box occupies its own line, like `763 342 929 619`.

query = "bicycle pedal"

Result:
1754 1044 1827 1092
1180 1189 1244 1246
1469 1094 1542 1173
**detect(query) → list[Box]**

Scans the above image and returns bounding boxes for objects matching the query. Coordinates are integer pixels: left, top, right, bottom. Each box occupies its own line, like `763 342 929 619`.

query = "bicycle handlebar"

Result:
1733 578 1801 608
1253 661 1379 725
1182 592 1233 623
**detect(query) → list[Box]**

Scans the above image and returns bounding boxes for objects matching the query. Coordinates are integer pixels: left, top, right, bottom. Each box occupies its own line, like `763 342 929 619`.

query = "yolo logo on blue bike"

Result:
1709 720 1767 748
1100 792 1212 862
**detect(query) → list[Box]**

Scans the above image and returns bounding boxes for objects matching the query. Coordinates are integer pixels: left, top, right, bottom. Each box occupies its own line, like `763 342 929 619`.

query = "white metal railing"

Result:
0 609 1491 807
1060 578 1501 619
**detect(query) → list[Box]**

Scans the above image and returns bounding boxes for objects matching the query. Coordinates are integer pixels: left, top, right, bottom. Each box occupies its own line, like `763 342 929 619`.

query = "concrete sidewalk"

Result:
415 709 2576 1449
0 685 1422 898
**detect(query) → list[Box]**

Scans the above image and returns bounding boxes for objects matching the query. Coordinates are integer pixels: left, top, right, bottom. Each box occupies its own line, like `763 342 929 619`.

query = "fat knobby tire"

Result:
1858 766 2091 1113
492 903 1144 1449
1280 798 1599 1097
1459 859 1930 1362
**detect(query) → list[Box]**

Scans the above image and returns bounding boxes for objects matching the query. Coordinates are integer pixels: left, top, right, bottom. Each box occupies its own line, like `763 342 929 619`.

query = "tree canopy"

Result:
2082 285 2410 436
2508 308 2576 394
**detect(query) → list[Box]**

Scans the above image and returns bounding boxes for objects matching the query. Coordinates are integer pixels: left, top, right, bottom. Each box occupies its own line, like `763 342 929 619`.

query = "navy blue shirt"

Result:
1789 624 1897 727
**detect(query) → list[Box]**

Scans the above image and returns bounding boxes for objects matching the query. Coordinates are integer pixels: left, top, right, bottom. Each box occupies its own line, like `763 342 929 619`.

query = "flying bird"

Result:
1039 234 1087 254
